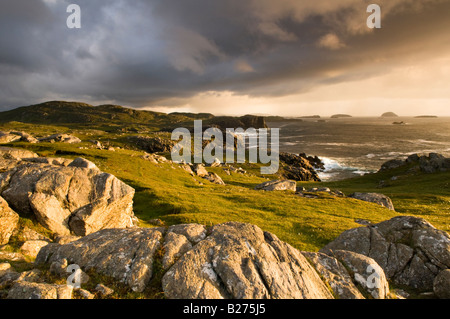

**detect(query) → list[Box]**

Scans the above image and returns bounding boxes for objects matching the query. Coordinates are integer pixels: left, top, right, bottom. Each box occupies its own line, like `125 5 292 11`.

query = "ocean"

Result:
267 117 450 181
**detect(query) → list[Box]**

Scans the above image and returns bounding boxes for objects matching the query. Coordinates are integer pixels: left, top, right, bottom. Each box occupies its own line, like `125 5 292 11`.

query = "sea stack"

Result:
381 112 399 118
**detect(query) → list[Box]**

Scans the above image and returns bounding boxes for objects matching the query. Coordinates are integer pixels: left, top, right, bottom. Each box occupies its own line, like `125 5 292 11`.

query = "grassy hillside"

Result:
1 109 449 253
3 134 449 253
0 101 267 133
0 101 211 132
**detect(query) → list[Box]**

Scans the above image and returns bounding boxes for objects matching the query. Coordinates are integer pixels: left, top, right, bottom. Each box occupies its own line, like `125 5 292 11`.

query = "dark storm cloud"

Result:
0 0 449 110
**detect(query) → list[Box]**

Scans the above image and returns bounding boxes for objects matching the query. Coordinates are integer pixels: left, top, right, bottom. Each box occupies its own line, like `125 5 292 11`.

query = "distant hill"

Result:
414 115 438 118
299 115 321 119
0 101 267 132
381 112 399 118
331 114 352 119
265 116 304 122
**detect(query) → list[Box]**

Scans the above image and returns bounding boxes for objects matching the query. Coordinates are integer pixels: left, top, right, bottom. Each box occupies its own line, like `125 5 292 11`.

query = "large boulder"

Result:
0 147 39 177
0 131 39 144
9 131 39 144
419 153 450 173
349 192 395 210
202 172 225 185
321 216 450 292
36 222 334 299
0 156 136 236
36 228 165 293
303 252 365 299
7 281 73 299
0 196 19 245
304 251 389 299
0 147 38 160
128 136 175 153
379 159 405 172
20 240 50 258
191 164 208 177
433 269 450 299
162 222 333 299
0 132 22 144
255 179 296 192
328 250 389 299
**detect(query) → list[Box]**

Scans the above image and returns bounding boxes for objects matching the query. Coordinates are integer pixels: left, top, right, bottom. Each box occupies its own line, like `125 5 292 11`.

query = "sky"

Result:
0 0 449 117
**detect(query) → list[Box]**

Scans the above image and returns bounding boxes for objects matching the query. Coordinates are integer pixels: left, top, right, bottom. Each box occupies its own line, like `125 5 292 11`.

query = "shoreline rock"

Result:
321 216 450 293
380 153 450 174
279 152 322 182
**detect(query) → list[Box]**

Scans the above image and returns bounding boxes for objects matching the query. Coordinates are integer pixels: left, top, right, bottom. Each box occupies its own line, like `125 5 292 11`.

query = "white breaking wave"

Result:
318 157 372 181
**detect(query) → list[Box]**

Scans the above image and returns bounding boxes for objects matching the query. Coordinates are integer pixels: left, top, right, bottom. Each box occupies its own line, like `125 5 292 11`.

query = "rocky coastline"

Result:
0 143 449 299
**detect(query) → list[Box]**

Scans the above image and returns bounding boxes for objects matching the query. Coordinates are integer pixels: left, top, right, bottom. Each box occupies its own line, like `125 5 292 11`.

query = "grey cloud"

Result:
0 0 449 111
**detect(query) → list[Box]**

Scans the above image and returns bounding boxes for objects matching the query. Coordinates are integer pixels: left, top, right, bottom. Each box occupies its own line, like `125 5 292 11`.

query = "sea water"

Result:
268 117 450 181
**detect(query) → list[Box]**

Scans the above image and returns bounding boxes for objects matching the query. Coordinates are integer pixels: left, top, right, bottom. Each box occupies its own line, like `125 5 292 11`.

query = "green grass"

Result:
1 124 449 253
300 164 450 234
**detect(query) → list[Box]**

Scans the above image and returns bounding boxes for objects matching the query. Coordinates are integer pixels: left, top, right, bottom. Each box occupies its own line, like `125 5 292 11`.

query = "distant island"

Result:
381 112 399 118
265 116 304 123
331 114 352 119
299 115 321 119
414 115 438 118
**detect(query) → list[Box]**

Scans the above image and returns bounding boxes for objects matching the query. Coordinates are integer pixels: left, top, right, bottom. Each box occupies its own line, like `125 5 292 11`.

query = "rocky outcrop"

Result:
203 115 268 132
9 131 39 144
0 147 38 161
255 179 296 192
297 187 345 198
36 222 335 299
163 222 333 299
417 153 450 173
433 269 450 299
0 152 136 237
321 216 450 293
128 136 175 153
141 153 169 164
20 240 50 258
279 152 322 182
4 208 447 300
303 252 365 299
38 134 81 144
186 164 226 185
0 251 26 263
0 131 39 144
380 159 405 171
0 196 19 245
36 228 164 293
0 132 22 144
191 164 208 177
202 172 225 185
380 153 450 174
328 250 389 299
303 250 389 299
349 192 395 210
7 281 73 299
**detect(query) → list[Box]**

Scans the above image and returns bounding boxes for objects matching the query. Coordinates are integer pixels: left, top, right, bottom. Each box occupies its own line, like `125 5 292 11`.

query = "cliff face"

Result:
203 115 268 131
239 115 268 129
